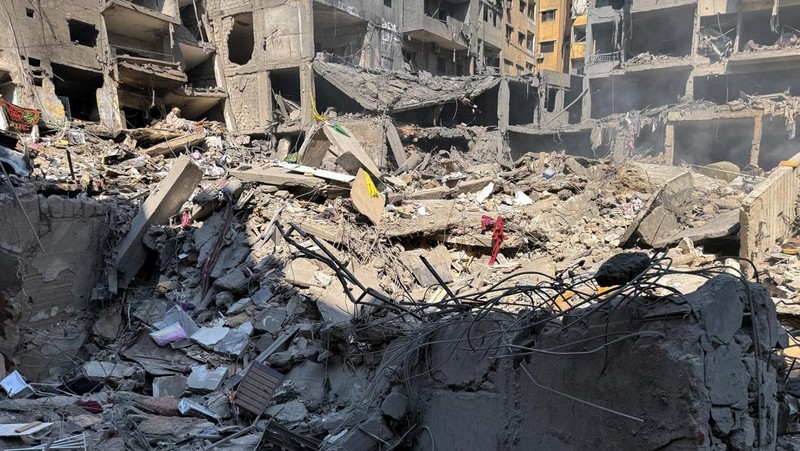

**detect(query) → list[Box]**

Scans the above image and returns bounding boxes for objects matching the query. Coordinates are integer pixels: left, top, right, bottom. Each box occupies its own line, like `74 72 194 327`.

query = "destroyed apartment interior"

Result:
6 0 800 450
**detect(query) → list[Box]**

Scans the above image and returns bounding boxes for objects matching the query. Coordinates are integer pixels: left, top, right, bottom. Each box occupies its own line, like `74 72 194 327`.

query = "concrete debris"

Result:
2 0 800 448
187 365 227 392
152 375 187 398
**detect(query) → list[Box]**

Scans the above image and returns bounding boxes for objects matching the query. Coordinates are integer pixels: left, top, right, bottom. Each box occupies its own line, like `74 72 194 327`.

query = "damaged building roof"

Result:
313 60 501 113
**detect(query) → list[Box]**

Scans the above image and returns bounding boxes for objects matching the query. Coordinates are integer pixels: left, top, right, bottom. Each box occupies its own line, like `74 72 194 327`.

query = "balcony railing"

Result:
587 51 620 65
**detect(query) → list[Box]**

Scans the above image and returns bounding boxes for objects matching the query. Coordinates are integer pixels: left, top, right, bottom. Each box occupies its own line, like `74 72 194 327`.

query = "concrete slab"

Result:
153 375 188 398
116 157 202 285
187 365 227 392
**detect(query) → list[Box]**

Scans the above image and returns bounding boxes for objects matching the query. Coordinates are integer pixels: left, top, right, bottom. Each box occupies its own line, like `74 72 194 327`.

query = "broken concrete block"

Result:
144 132 206 157
226 298 251 315
265 399 308 423
191 325 230 348
213 322 253 356
152 375 187 398
283 258 321 288
213 268 249 294
564 158 588 177
710 407 736 436
286 361 326 408
251 286 274 306
403 246 453 287
215 291 235 308
81 361 138 382
705 343 748 408
670 209 740 245
636 206 679 247
698 161 740 182
474 182 494 204
116 157 202 285
314 279 356 324
331 417 393 451
187 365 228 392
327 360 367 404
255 307 287 334
381 390 408 420
92 305 122 341
594 252 650 287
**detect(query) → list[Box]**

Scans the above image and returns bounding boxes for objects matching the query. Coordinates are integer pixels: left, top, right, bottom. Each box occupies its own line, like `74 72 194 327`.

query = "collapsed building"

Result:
1 0 800 450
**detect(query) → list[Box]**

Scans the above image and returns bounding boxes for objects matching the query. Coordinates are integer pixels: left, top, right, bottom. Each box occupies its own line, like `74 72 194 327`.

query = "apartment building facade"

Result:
0 0 222 133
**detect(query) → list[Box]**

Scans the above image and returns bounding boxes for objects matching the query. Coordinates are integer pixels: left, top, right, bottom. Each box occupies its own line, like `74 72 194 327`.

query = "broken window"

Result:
483 4 489 22
506 25 513 41
52 63 102 121
572 59 584 75
527 32 535 51
424 0 451 21
573 26 586 43
540 41 555 53
596 0 625 9
68 20 98 47
25 8 34 18
384 0 392 6
520 1 527 13
546 88 558 112
437 57 446 74
541 10 556 22
270 67 301 106
528 3 536 20
739 6 800 51
518 32 525 46
628 6 694 58
698 15 736 60
227 13 254 65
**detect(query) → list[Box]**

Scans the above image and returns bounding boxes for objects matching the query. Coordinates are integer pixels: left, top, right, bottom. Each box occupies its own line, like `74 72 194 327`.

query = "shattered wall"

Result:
336 275 782 450
0 1 117 128
207 0 314 133
0 185 110 381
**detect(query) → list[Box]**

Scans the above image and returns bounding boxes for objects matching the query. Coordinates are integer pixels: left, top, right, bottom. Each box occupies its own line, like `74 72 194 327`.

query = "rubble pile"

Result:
0 101 799 450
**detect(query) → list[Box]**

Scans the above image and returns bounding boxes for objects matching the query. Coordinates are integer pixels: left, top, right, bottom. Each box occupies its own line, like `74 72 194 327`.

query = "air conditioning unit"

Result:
432 43 441 53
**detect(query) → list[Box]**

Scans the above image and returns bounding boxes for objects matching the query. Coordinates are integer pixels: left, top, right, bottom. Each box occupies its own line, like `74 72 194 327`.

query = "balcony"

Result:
404 15 468 50
102 0 179 43
588 51 619 64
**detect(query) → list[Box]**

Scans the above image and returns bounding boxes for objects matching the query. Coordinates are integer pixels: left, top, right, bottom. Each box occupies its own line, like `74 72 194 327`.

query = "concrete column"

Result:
664 122 675 165
581 76 592 122
497 79 509 133
257 71 272 131
734 13 743 53
751 114 763 166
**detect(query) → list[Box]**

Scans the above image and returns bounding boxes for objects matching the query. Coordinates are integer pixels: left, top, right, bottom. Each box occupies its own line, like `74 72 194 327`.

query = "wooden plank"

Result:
144 132 206 157
230 166 325 189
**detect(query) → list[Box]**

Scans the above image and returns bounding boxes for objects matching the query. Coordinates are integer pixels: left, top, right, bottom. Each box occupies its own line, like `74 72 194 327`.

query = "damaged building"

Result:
3 0 800 450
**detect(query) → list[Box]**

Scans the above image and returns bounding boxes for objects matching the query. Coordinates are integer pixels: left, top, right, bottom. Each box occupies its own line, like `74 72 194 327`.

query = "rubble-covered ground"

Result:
1 107 800 450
